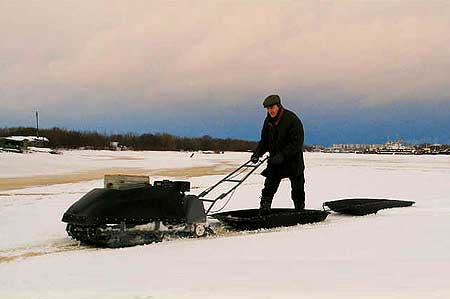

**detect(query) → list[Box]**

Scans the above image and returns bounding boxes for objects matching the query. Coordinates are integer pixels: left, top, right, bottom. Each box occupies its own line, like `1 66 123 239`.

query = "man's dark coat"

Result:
254 107 305 178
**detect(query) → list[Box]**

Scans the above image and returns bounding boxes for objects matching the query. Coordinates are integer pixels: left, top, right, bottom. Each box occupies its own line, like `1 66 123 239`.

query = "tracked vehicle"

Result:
62 177 209 247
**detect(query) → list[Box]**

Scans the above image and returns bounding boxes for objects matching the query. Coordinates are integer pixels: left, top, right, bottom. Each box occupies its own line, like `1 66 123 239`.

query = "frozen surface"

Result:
1 151 449 298
0 150 240 178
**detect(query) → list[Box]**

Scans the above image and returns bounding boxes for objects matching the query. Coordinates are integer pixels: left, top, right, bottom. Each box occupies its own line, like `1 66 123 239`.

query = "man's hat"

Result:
263 94 281 107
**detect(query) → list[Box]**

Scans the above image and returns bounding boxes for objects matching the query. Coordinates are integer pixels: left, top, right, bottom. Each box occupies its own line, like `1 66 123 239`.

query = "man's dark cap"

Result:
263 94 281 107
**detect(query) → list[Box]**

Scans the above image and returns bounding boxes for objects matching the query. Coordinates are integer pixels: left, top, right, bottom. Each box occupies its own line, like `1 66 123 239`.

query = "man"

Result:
251 94 305 212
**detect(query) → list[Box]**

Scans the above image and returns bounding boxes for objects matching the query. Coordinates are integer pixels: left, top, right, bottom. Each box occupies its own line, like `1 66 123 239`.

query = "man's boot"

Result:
294 200 305 211
291 188 305 211
259 196 273 216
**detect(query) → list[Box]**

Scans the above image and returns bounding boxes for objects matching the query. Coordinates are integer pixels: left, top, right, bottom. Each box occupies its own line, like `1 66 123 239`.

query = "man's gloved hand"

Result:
250 153 259 164
269 153 284 165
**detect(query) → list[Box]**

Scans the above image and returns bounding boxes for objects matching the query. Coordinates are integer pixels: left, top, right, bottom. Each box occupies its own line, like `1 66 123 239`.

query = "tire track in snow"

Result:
0 162 239 191
0 239 98 263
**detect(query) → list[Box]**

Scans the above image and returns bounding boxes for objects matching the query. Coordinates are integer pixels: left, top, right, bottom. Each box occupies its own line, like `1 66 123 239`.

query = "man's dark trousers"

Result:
260 173 305 210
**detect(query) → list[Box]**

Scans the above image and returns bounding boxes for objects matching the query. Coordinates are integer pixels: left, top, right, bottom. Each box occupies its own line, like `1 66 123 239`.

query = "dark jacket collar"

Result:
267 106 285 127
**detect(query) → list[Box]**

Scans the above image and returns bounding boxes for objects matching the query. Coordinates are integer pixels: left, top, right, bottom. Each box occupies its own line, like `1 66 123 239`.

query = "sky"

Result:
1 1 449 145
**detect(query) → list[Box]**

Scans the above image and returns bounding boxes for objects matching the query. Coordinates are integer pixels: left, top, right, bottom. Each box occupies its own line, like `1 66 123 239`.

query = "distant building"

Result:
421 144 447 155
329 143 381 153
109 141 127 151
0 136 49 153
110 141 120 151
320 140 448 155
378 141 415 155
306 145 326 152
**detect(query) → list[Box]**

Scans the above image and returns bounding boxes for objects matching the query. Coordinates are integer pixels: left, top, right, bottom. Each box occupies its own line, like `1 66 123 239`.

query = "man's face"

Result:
266 104 279 118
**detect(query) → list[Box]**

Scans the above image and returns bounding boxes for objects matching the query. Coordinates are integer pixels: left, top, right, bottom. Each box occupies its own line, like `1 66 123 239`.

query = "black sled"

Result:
212 208 329 230
323 198 415 216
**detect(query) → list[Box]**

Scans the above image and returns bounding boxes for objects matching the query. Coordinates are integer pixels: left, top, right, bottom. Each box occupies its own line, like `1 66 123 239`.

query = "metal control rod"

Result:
198 157 268 214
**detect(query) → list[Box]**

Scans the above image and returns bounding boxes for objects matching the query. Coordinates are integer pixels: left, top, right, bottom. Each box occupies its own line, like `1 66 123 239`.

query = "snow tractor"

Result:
62 158 329 248
62 178 209 247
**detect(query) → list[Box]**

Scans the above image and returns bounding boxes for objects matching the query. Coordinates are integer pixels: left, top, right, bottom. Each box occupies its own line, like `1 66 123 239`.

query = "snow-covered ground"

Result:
0 150 238 178
1 151 449 298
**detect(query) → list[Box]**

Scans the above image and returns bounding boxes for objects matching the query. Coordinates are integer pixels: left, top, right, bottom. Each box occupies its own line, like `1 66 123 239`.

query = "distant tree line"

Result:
0 127 257 152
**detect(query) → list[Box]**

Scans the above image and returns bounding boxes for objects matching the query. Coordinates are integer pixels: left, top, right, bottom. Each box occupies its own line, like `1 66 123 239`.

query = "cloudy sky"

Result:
1 1 449 145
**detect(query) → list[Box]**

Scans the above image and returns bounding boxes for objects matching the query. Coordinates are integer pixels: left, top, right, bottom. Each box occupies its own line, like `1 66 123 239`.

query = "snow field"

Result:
1 151 449 298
